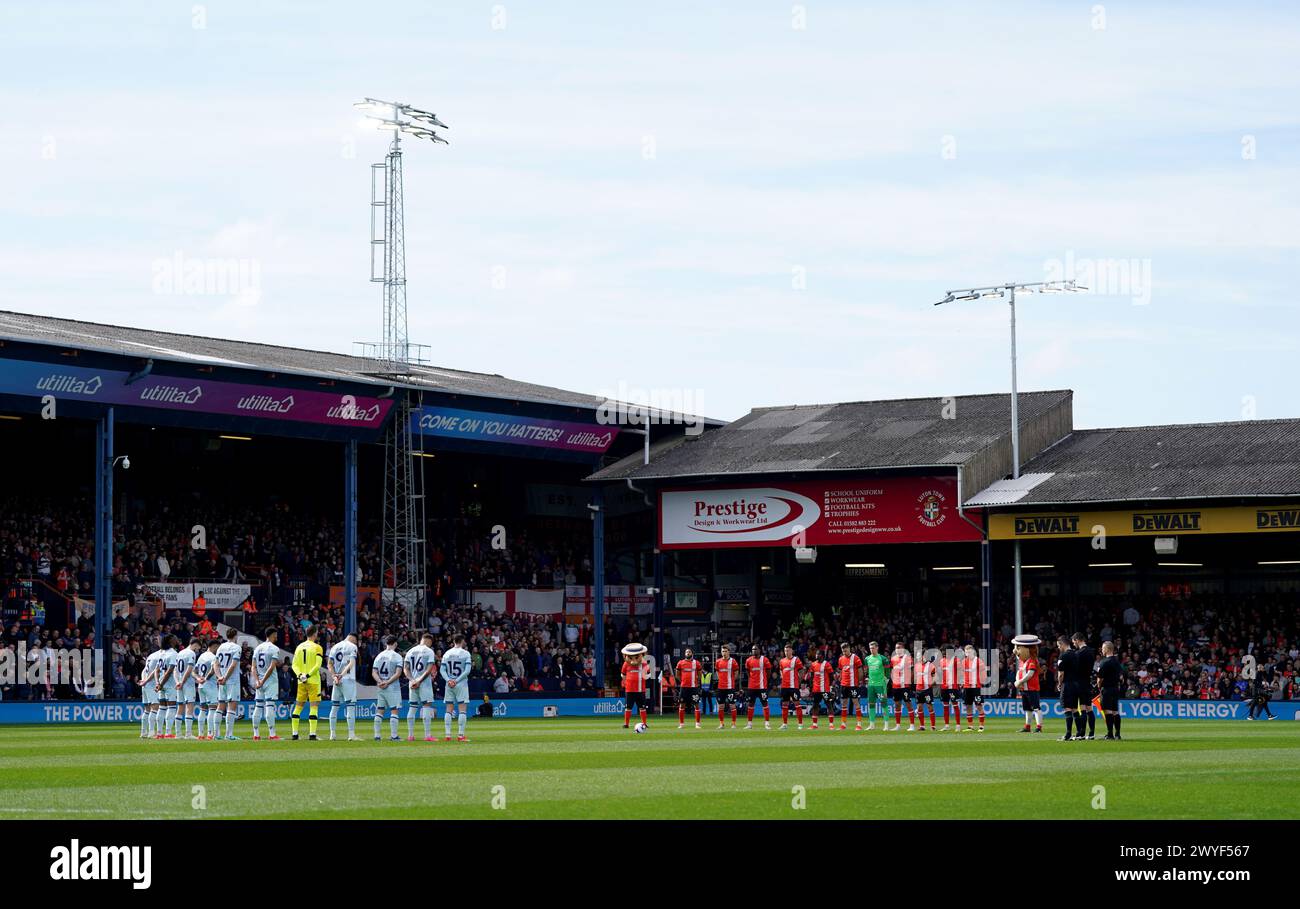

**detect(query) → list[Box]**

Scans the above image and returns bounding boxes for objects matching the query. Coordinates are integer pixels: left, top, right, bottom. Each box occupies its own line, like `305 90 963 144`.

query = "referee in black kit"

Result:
1071 632 1097 739
1097 641 1124 740
1056 635 1079 740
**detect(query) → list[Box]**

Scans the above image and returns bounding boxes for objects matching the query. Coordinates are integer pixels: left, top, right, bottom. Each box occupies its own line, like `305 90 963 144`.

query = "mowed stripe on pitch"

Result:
0 719 1295 819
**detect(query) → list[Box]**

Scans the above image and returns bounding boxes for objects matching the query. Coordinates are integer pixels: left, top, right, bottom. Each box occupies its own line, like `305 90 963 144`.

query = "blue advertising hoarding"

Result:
0 696 629 724
0 697 1293 724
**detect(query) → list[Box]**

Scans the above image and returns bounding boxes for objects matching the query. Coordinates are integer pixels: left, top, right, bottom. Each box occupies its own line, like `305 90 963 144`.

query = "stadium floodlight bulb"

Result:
404 107 450 130
398 123 450 144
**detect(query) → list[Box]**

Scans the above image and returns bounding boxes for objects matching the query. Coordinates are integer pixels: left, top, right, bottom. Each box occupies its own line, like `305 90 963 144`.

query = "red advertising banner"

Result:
658 477 981 549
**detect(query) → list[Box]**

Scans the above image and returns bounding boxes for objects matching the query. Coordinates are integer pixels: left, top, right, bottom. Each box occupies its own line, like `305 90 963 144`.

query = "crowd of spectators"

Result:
2 498 1296 707
0 498 593 614
0 592 600 702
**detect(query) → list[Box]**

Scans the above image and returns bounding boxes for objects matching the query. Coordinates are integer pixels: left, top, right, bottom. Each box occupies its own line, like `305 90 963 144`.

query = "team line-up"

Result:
135 626 476 743
619 633 1127 740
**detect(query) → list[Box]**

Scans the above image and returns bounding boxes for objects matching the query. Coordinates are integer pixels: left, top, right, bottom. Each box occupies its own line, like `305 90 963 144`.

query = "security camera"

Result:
122 456 130 470
794 547 817 564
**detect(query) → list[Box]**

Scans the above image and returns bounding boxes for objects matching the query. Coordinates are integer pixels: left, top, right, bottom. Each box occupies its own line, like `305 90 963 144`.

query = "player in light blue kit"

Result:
173 638 202 739
195 639 220 739
140 639 163 738
372 635 404 741
441 634 473 743
250 628 283 741
156 635 180 738
403 633 438 741
214 628 244 740
327 632 359 741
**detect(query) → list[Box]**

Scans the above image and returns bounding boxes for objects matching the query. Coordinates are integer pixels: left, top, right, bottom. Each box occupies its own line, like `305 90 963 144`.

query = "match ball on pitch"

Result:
634 722 648 734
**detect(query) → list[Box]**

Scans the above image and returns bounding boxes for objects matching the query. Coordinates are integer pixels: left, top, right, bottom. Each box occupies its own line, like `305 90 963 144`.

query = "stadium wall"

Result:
0 698 1294 724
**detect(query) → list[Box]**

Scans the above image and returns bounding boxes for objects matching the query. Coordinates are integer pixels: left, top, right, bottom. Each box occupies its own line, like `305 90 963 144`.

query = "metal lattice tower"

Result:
354 98 448 612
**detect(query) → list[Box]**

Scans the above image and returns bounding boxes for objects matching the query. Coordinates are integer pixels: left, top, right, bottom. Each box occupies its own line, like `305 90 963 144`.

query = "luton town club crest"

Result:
916 490 947 527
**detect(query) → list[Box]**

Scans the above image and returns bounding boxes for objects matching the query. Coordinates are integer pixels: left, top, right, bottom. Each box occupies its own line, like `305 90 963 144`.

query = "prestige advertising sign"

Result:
658 477 980 549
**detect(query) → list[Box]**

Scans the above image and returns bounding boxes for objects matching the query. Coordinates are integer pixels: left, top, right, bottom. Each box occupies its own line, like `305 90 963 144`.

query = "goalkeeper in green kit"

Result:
864 640 889 730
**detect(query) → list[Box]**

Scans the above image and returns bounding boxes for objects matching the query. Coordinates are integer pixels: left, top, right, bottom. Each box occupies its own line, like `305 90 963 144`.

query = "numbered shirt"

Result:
252 641 281 681
144 650 164 683
195 651 216 684
403 644 435 681
913 659 935 688
174 647 197 685
328 641 358 681
745 655 771 689
675 658 701 688
714 657 739 690
810 660 834 692
373 649 404 683
215 642 243 682
961 656 986 688
890 652 913 688
839 653 864 687
440 647 471 685
940 655 960 689
159 648 179 683
779 657 803 688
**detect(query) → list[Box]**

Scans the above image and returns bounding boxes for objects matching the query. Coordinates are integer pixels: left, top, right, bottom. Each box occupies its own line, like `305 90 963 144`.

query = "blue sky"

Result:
1 1 1297 426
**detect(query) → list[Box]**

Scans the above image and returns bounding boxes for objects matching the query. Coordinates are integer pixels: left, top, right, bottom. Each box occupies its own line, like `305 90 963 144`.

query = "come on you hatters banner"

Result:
410 405 618 455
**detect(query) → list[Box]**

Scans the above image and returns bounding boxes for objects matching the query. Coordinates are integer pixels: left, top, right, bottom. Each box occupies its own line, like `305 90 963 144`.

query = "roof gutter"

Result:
968 491 1300 510
626 477 653 508
606 461 960 484
955 470 987 540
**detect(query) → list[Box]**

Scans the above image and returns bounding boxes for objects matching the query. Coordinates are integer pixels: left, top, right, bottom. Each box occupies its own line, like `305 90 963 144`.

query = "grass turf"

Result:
0 717 1295 819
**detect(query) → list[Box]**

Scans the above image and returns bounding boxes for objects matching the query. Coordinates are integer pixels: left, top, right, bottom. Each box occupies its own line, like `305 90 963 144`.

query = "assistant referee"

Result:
1097 641 1124 740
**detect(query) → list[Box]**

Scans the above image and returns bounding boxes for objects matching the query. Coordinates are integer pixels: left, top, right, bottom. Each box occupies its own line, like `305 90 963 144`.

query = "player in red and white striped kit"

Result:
744 645 773 730
912 653 937 731
837 643 865 730
714 645 740 729
889 643 914 731
939 649 962 731
960 644 987 732
808 648 836 730
675 648 703 729
778 644 804 730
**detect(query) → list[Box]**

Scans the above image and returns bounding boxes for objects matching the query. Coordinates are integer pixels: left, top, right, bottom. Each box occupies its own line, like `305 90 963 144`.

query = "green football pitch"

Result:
0 718 1296 820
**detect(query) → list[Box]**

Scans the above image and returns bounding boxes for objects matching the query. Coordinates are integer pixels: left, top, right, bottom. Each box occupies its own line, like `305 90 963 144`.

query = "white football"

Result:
634 722 648 734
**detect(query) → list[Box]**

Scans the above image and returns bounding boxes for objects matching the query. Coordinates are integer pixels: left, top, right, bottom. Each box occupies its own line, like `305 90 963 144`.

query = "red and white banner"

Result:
471 588 565 616
565 585 654 615
658 477 981 549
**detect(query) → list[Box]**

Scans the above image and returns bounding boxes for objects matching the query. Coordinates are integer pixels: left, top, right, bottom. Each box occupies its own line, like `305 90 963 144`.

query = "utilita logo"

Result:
36 373 103 396
327 400 381 422
49 839 152 890
681 488 821 540
139 384 203 405
237 393 295 414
